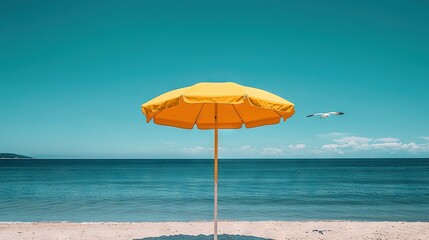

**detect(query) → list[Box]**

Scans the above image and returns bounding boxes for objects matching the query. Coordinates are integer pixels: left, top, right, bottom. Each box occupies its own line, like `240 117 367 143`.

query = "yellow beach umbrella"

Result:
141 82 294 239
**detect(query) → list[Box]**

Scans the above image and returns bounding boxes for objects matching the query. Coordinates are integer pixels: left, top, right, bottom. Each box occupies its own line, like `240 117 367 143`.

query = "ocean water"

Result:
0 158 428 222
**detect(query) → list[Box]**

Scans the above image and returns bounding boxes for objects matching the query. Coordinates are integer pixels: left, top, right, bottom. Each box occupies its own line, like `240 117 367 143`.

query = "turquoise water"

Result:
0 159 428 222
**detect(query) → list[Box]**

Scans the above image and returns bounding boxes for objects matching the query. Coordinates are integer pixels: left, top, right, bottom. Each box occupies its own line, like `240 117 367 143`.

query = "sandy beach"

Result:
0 221 428 240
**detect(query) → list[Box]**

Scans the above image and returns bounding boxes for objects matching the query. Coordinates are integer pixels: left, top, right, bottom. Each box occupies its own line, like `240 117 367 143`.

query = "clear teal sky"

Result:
1 0 428 158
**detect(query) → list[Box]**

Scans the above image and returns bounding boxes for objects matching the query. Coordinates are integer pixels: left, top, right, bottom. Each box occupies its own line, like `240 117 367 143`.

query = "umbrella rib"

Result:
193 103 205 125
232 104 245 124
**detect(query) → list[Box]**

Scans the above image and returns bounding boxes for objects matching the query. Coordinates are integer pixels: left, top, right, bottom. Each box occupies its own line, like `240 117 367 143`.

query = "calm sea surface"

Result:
0 158 428 222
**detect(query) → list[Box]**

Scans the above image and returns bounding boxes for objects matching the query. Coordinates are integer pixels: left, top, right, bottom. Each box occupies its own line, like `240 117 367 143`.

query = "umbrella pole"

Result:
214 103 219 240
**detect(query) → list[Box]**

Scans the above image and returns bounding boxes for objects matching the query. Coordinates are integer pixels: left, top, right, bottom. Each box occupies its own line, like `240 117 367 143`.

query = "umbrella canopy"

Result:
141 82 295 240
142 82 295 129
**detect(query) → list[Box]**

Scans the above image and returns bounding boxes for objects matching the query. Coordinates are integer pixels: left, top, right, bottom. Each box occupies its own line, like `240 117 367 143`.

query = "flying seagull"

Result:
306 112 344 118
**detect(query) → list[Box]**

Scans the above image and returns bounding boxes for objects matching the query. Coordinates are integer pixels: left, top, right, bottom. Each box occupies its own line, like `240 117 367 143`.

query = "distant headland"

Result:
0 153 32 159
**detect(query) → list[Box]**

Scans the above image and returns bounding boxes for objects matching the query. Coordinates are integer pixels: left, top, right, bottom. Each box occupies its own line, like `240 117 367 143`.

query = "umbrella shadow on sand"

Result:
135 234 273 240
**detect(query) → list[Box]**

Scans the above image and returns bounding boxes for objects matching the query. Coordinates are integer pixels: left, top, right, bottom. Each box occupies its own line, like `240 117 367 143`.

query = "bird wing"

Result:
327 112 344 115
306 113 323 118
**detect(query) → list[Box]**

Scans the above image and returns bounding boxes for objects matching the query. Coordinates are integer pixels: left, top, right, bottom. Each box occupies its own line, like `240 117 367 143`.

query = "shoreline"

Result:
2 220 429 223
1 221 428 240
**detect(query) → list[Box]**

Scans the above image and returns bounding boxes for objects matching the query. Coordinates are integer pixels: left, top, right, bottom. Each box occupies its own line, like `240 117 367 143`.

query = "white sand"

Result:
0 221 428 240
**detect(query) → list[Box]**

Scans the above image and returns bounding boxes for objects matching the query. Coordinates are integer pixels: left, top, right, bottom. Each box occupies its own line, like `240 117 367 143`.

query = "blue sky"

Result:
1 0 428 158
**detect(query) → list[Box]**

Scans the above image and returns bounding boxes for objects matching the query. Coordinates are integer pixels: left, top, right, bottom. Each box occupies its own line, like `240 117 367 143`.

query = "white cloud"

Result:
288 144 306 150
319 136 429 154
375 138 400 143
182 146 229 155
334 136 372 144
423 136 429 141
208 147 227 152
321 144 344 154
182 146 206 153
239 145 253 151
358 142 428 152
260 147 284 156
